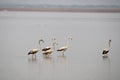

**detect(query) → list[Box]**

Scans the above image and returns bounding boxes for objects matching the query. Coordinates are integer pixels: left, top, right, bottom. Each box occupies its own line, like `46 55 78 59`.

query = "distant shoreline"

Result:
0 8 120 12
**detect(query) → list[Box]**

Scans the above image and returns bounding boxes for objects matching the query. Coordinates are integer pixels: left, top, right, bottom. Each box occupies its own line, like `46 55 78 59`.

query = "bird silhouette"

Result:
57 36 72 55
28 39 44 56
102 39 111 56
42 38 57 51
43 49 54 57
42 38 58 57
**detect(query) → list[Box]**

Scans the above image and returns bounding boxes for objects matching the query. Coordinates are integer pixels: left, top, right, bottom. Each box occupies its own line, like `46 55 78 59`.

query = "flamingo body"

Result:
57 46 68 52
43 50 53 55
102 49 109 55
28 49 39 55
42 47 51 51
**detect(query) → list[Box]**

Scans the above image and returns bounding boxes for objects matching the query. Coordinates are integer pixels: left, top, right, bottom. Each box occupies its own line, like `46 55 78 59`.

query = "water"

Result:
0 11 120 80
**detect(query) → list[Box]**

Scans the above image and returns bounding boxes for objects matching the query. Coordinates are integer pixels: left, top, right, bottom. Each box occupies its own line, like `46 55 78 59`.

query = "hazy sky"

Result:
0 0 120 5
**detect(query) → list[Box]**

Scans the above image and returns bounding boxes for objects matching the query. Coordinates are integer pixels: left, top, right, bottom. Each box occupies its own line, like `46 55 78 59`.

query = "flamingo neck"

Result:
108 40 111 50
108 41 111 49
39 40 44 50
109 41 111 48
51 39 57 48
49 40 56 51
66 39 70 47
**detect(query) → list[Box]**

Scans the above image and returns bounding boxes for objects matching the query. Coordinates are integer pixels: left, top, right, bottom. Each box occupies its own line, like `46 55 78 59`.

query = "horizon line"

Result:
0 8 120 12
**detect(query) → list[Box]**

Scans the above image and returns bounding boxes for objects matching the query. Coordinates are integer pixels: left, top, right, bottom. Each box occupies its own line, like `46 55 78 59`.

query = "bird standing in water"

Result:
102 39 111 56
28 39 44 57
57 36 72 55
42 38 58 57
42 38 57 51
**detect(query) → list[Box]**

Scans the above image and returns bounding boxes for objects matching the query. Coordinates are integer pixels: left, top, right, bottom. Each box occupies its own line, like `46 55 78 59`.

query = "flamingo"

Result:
57 36 72 55
42 38 58 57
102 39 111 56
43 49 54 57
28 39 44 56
42 38 57 51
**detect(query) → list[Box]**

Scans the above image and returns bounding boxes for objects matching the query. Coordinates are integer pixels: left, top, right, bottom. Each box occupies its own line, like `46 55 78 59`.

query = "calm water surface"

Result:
0 11 120 80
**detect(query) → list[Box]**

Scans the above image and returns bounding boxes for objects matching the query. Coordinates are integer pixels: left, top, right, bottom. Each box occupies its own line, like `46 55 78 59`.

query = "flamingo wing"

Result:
57 46 67 51
102 49 109 54
42 47 51 51
28 49 39 55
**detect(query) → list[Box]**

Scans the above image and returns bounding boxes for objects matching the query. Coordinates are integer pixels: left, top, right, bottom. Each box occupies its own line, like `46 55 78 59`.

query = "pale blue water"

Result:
0 11 120 80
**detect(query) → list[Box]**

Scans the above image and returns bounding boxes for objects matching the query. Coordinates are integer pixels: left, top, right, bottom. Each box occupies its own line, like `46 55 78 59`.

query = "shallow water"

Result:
0 11 120 80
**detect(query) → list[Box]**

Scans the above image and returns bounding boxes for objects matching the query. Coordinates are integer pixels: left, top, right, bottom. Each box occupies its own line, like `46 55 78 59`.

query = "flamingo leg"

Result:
32 54 33 58
35 54 36 58
62 51 65 56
